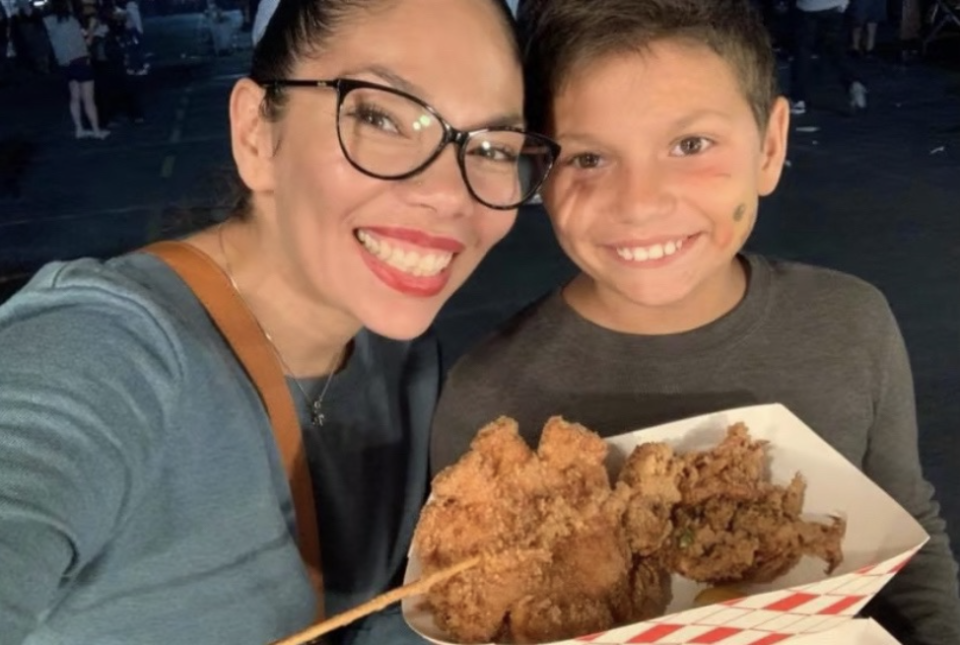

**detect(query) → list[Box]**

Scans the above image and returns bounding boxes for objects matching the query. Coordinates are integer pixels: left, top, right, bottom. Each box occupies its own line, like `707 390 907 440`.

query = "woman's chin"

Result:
359 309 440 342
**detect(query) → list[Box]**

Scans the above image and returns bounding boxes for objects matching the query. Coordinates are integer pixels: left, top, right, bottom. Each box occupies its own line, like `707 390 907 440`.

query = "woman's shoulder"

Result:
9 252 195 315
0 255 197 479
0 252 210 371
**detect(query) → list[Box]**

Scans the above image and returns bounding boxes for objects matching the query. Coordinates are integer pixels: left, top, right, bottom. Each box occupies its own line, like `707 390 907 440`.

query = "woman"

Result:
42 0 109 139
0 0 557 644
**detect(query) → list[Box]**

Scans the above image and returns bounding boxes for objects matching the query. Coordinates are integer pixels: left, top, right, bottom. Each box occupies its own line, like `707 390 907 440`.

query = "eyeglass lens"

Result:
337 85 552 208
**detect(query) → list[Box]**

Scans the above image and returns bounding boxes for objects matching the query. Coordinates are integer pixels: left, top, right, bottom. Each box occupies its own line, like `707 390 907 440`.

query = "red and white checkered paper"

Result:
403 404 929 645
791 618 903 644
593 617 905 645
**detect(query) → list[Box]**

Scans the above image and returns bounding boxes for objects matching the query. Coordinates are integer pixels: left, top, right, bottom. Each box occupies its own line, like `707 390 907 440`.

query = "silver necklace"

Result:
218 222 344 428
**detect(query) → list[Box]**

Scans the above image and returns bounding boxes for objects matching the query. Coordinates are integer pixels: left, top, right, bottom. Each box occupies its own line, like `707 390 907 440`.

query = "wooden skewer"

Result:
270 556 482 645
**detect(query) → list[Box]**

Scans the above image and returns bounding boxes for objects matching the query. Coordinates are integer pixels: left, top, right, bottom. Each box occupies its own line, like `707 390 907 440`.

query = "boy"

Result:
430 0 960 642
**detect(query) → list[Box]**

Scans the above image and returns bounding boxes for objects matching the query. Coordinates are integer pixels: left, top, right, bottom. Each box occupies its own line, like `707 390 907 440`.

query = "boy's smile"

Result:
607 233 700 266
542 40 789 335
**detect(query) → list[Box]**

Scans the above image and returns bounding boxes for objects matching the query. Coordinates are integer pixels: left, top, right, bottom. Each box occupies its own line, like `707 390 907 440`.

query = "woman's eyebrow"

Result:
340 64 426 97
341 64 525 130
483 113 526 129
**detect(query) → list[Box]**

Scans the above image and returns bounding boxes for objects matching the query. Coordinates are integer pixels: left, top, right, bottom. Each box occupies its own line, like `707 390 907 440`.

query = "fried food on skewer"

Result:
414 417 638 644
414 418 554 642
509 420 633 643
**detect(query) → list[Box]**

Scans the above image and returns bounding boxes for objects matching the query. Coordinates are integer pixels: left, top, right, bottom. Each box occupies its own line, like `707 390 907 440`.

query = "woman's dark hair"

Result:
251 0 518 120
230 0 520 217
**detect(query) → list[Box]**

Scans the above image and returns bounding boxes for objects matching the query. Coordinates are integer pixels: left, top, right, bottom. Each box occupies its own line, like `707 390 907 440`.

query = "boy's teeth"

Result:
357 230 453 277
616 238 686 262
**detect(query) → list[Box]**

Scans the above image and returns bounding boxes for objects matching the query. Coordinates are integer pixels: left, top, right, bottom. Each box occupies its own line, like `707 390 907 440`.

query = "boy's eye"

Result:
566 153 603 169
671 136 713 157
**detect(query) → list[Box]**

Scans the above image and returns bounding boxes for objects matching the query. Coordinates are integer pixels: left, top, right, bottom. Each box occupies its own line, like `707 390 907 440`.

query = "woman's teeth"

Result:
615 238 686 262
357 230 453 277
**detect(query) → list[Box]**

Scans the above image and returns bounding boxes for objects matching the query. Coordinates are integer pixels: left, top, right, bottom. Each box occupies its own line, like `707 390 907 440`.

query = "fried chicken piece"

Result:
546 493 630 595
609 558 674 624
538 416 611 505
505 418 632 643
665 473 846 584
678 423 769 505
534 417 626 584
505 513 630 643
618 442 684 556
416 417 546 569
415 418 558 642
429 548 552 643
617 424 846 587
416 417 640 644
509 595 615 644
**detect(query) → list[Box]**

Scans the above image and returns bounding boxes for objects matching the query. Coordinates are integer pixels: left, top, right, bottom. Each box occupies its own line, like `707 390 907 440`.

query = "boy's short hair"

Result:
519 0 779 132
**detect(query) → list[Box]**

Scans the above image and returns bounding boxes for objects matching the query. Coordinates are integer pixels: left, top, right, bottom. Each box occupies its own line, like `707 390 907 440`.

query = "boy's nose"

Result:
615 162 675 223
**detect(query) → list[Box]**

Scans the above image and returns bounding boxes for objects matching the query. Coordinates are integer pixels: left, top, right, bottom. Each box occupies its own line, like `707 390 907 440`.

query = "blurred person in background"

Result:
10 0 51 75
790 0 867 115
42 0 109 139
850 0 887 56
123 0 142 34
100 0 146 124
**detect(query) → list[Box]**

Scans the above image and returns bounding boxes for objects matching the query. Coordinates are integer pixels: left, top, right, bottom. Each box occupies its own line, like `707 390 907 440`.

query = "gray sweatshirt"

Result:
431 254 960 645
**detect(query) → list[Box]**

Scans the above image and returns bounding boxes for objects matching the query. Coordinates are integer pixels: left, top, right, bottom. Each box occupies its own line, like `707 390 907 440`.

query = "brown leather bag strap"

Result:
141 241 324 617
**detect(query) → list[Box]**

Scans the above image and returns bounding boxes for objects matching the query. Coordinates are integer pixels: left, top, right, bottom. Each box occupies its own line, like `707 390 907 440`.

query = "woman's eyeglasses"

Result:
257 77 560 210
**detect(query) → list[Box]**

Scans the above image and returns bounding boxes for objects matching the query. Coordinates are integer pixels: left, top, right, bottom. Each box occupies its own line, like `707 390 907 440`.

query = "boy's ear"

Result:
757 96 790 197
230 78 276 195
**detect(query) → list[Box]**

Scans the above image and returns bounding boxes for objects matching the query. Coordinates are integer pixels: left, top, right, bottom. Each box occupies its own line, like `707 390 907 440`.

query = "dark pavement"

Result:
1 17 959 562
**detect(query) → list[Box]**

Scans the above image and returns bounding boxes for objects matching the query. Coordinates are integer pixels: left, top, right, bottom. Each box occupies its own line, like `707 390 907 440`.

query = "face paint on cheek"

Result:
714 203 750 249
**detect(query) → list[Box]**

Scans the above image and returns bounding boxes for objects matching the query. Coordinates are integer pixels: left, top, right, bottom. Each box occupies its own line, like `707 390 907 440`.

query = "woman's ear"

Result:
230 78 276 194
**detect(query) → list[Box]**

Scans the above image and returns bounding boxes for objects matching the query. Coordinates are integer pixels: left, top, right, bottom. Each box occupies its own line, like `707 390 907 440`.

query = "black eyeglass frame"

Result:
257 77 561 210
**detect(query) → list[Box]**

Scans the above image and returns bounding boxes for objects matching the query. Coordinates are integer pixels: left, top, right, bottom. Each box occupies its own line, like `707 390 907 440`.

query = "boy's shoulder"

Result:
757 254 896 331
761 255 888 305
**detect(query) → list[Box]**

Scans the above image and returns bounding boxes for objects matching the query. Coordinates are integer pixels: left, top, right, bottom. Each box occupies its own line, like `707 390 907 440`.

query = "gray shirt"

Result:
0 253 435 645
431 254 960 645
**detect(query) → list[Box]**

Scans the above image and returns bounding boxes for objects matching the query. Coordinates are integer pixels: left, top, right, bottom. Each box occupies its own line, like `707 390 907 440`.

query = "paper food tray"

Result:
403 403 928 645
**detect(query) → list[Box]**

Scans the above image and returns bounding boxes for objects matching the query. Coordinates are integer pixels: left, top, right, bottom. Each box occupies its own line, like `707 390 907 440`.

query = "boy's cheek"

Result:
543 186 592 238
714 198 758 250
